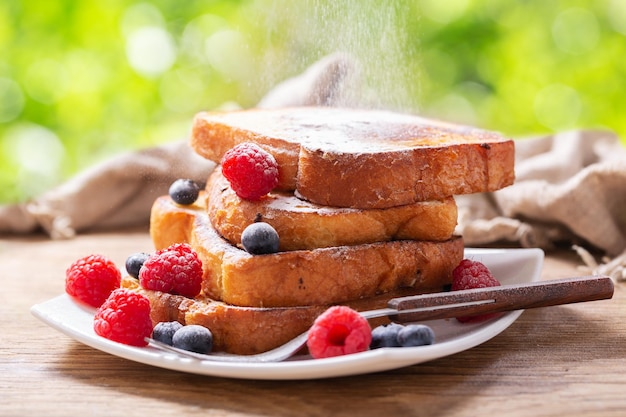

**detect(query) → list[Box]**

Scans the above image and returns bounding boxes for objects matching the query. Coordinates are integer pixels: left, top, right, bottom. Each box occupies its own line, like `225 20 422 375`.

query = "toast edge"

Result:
150 194 464 308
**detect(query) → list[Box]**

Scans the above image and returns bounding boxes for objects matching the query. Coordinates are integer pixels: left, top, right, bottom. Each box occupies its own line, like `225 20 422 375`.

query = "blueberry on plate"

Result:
125 252 150 279
172 325 213 354
152 321 183 346
169 179 200 205
241 222 280 255
370 323 404 349
397 324 435 347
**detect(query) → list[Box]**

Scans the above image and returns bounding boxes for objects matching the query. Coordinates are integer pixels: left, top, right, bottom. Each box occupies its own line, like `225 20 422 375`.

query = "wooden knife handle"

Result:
387 275 614 323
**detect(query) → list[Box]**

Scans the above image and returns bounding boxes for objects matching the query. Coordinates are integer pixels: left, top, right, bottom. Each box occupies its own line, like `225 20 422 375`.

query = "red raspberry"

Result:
139 243 203 298
65 254 122 308
452 259 501 323
93 289 153 346
221 142 279 200
306 306 372 359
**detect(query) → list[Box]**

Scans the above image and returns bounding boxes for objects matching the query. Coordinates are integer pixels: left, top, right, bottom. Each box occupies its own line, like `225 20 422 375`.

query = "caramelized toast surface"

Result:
150 194 464 308
191 107 515 208
206 169 458 251
123 277 442 355
123 276 326 355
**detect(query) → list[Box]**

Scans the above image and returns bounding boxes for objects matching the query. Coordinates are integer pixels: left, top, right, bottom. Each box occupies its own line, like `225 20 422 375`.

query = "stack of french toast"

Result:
123 107 515 355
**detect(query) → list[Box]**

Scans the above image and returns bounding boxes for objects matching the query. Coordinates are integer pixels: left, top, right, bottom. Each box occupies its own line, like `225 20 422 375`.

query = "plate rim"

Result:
31 247 545 380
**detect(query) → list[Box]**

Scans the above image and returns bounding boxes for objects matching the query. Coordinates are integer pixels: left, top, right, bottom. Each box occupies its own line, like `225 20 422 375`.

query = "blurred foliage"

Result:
1 0 625 203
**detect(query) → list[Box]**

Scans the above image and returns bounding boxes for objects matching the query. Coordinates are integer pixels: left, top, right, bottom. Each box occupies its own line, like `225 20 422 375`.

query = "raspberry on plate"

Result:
93 289 153 346
220 142 279 200
306 306 372 359
452 259 502 323
139 243 203 298
65 254 122 308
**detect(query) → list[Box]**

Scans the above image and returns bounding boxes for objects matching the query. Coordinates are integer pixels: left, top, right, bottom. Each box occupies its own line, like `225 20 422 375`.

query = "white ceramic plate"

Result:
31 248 544 380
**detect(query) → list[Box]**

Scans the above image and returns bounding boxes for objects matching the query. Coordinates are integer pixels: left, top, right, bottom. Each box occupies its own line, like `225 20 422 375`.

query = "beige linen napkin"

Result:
456 129 626 281
0 141 215 239
1 53 625 280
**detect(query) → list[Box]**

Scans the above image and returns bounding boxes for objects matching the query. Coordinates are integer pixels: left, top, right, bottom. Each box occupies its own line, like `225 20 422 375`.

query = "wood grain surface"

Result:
2 229 625 417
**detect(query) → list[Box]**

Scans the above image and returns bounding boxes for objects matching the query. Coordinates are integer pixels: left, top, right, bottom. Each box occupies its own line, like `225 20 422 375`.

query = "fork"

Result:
145 275 614 363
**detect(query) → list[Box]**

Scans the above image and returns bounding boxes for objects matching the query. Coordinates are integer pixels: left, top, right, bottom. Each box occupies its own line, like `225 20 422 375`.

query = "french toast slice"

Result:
122 276 432 355
191 107 515 209
150 193 464 308
122 276 326 355
206 168 458 251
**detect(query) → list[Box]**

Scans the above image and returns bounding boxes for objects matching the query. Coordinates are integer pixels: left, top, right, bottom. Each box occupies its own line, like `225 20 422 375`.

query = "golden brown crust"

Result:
297 140 515 209
190 107 515 209
123 277 326 355
123 277 442 355
206 168 458 251
150 194 464 308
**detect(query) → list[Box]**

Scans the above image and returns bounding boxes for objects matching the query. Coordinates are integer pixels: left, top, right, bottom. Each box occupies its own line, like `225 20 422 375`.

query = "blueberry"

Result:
152 321 183 346
370 323 403 349
169 179 200 205
397 324 435 347
125 252 150 279
241 222 280 254
172 325 213 354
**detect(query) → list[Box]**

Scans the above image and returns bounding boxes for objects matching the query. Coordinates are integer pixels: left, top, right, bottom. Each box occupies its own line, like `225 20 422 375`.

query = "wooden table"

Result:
2 229 624 417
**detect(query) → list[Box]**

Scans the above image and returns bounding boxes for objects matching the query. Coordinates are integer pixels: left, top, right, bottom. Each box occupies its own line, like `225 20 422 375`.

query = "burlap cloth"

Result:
2 54 625 281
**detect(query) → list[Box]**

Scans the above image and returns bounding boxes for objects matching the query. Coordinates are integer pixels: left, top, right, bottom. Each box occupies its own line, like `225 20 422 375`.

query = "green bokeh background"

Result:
1 0 625 203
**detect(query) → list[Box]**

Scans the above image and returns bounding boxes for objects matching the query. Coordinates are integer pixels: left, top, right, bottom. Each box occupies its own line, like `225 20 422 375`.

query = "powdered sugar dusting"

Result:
210 107 502 153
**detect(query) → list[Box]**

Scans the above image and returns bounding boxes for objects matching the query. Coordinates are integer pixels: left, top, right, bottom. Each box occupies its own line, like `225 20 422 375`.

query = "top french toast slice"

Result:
191 107 515 209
